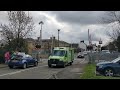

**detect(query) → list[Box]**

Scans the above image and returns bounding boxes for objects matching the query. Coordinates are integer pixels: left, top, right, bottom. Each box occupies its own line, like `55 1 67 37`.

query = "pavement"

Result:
0 64 8 68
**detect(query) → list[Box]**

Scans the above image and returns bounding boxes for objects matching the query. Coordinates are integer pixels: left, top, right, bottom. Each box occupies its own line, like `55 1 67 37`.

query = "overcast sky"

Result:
0 11 114 46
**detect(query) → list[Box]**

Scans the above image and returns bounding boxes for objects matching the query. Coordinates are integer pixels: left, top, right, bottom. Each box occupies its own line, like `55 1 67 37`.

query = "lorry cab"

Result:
48 47 74 68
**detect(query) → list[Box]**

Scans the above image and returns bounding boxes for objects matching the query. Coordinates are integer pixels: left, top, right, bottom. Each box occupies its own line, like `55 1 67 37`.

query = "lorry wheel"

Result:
62 63 65 68
48 64 51 68
70 62 72 65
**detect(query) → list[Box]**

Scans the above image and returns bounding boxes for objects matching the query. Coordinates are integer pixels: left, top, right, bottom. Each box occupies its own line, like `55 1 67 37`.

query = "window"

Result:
111 57 120 63
52 50 65 56
11 55 23 60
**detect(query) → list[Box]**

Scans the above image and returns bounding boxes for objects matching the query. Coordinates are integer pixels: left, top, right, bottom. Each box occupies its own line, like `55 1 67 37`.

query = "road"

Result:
0 57 88 79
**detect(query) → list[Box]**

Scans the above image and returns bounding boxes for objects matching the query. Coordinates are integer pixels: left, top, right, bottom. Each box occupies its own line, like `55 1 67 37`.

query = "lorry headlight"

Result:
60 59 63 61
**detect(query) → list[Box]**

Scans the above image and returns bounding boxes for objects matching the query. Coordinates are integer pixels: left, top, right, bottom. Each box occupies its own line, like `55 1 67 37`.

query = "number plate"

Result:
52 64 56 66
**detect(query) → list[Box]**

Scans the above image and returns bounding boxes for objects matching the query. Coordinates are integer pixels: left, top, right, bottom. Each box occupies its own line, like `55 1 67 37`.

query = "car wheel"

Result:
34 62 38 66
104 68 114 77
23 63 27 69
9 66 13 69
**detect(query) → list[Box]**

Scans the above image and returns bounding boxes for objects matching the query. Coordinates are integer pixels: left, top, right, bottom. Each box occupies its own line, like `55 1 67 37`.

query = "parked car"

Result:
96 57 120 76
8 54 38 69
77 52 84 58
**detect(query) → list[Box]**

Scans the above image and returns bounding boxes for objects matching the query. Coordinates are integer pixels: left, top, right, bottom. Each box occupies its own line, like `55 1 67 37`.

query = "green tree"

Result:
102 11 120 40
0 11 34 51
116 36 120 52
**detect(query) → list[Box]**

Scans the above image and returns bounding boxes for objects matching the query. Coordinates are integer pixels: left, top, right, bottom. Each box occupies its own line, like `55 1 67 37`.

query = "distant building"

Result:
25 38 36 55
79 41 87 52
92 44 97 51
25 37 70 58
41 37 70 49
70 43 79 53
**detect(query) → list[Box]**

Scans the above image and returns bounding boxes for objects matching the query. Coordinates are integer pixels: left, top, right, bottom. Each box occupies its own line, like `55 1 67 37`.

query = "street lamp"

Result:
39 21 44 47
58 29 60 47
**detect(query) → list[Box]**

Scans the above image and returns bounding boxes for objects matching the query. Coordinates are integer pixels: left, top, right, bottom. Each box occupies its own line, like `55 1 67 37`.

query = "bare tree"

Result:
102 11 120 40
0 11 34 49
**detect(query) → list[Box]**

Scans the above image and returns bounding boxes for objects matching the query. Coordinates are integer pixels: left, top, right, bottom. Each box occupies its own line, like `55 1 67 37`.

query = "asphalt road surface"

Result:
0 57 88 79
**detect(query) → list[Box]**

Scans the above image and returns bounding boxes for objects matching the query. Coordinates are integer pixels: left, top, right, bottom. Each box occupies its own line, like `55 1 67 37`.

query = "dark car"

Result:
8 54 38 69
96 57 120 76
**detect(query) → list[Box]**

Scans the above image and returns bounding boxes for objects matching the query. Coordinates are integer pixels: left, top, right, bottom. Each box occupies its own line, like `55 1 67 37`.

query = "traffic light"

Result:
80 40 84 43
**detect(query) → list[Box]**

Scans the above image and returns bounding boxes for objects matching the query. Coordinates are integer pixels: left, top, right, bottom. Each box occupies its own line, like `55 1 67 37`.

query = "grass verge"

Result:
80 64 120 79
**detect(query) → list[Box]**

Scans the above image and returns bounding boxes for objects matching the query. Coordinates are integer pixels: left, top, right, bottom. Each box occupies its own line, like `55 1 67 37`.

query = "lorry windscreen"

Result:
51 50 65 56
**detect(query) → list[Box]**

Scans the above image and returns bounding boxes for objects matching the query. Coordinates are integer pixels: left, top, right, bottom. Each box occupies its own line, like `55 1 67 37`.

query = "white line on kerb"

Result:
0 65 48 77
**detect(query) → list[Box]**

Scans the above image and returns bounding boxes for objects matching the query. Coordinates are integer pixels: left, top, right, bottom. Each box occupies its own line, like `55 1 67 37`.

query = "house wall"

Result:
79 43 87 51
27 41 35 55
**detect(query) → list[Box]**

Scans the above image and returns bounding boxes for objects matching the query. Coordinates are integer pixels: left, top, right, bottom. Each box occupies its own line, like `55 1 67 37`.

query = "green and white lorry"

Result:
48 47 74 68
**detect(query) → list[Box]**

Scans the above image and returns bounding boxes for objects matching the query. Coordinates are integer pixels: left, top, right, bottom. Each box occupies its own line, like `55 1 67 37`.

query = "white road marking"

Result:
46 67 66 79
46 70 62 79
79 59 85 63
0 65 48 77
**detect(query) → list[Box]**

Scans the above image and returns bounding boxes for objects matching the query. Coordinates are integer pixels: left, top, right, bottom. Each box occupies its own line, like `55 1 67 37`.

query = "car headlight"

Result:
98 65 103 68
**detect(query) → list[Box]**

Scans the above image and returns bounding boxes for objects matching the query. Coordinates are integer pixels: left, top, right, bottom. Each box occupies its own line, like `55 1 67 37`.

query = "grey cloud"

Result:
0 11 9 24
0 11 110 46
50 11 106 25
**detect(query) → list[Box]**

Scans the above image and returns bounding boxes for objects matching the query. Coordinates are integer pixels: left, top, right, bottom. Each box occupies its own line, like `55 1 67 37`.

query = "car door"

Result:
27 57 32 65
29 57 35 65
25 57 31 65
115 61 120 74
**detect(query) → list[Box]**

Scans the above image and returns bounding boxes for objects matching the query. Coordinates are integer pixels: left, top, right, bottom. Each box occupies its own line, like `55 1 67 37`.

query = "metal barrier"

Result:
85 52 120 64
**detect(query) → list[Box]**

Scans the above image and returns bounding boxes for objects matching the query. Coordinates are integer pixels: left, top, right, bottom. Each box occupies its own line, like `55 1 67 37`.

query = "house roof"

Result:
25 38 70 45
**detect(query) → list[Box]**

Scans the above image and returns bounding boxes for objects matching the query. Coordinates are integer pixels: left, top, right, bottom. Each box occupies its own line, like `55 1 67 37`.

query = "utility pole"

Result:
38 21 44 62
99 38 102 51
88 29 90 45
39 21 44 48
88 29 92 45
58 29 60 47
51 35 53 53
71 39 72 48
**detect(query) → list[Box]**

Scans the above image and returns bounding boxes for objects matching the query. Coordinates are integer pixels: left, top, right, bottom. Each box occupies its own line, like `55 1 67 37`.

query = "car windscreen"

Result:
111 57 120 63
51 50 65 56
11 55 23 60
